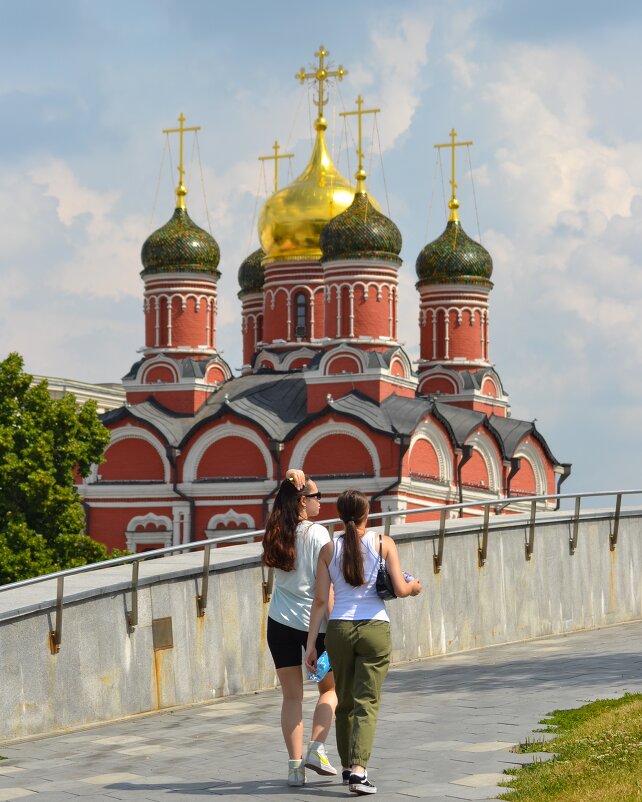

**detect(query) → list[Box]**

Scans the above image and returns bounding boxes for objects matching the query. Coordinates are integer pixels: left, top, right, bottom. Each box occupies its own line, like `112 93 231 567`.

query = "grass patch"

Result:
498 693 642 802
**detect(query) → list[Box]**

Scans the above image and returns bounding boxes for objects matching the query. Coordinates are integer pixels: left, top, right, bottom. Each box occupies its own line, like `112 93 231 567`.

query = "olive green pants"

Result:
325 619 391 767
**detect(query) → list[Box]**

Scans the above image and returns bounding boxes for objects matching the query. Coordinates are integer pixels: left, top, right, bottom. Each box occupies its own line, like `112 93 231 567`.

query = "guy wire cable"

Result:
466 145 483 244
148 136 169 233
194 132 213 236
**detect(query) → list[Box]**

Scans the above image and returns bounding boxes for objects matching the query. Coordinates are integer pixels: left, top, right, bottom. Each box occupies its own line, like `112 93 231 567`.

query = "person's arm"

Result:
305 543 332 671
382 535 422 597
285 468 305 490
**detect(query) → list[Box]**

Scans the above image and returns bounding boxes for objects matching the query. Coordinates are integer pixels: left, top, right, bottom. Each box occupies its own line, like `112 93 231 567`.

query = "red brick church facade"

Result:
78 57 569 553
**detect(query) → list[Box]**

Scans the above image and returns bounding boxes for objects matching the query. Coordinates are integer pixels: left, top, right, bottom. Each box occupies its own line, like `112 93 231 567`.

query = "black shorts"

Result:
267 616 326 670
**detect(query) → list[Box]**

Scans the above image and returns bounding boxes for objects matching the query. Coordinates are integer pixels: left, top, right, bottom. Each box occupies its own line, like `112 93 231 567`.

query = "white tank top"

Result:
328 530 390 623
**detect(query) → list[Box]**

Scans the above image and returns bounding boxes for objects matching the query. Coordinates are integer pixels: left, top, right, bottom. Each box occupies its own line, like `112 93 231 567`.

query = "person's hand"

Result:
410 579 422 596
285 468 305 490
305 646 317 672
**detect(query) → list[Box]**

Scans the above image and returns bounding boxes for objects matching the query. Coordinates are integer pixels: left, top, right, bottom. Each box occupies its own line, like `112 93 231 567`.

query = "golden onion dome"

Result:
258 119 359 264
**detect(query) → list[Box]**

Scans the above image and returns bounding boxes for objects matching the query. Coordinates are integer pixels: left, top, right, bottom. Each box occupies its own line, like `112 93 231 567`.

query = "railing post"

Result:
478 505 490 567
196 544 211 617
610 493 622 551
49 576 64 654
526 499 537 560
433 508 446 574
262 566 274 604
384 517 391 537
570 496 581 554
127 561 139 630
328 522 335 538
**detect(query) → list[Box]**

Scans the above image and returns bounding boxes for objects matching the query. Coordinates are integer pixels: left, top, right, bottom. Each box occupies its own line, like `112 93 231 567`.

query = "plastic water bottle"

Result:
402 570 414 582
308 650 331 683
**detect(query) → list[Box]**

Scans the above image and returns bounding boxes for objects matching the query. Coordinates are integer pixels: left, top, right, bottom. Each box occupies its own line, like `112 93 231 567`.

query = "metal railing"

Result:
1 489 639 655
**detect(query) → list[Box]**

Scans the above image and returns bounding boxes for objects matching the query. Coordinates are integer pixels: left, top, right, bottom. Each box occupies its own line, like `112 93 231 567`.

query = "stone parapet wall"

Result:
1 509 640 742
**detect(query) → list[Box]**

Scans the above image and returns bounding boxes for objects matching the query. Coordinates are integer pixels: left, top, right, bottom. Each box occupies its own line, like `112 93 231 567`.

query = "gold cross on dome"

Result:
295 45 348 124
258 140 294 193
434 128 473 221
340 95 380 191
162 113 201 209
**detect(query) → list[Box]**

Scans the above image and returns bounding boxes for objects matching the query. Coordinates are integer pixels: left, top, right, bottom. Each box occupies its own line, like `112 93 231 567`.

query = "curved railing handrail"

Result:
2 487 640 594
3 487 640 655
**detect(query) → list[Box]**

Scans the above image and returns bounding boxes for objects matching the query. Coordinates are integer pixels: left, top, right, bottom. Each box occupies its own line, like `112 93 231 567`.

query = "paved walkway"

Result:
1 621 641 802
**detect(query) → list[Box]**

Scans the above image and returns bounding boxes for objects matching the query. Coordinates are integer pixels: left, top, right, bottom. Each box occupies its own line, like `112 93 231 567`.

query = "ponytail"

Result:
336 489 369 587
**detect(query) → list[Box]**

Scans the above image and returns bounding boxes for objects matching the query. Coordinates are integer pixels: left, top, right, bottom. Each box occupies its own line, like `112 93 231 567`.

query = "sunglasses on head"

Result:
304 491 322 500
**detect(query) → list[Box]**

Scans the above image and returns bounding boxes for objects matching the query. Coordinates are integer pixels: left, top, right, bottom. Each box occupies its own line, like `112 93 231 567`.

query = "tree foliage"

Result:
0 352 118 584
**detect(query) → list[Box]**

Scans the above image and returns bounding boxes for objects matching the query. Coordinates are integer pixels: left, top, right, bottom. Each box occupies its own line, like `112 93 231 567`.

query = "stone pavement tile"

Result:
451 772 507 787
0 768 24 777
457 741 515 753
397 782 457 798
0 790 35 801
445 787 506 800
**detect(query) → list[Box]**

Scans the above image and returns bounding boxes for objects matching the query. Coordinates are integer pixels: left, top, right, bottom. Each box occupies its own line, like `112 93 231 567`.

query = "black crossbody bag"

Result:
375 533 397 600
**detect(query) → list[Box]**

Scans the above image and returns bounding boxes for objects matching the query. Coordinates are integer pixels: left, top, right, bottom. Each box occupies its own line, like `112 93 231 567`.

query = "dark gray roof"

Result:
432 401 486 447
103 375 560 467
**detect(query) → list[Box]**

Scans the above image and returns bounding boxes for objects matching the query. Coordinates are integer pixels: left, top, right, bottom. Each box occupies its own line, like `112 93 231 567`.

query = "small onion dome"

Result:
320 191 402 265
415 220 493 286
238 247 265 296
141 207 220 277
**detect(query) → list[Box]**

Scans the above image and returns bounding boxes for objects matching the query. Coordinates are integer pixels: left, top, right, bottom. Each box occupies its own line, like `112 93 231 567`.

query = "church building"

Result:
79 48 570 553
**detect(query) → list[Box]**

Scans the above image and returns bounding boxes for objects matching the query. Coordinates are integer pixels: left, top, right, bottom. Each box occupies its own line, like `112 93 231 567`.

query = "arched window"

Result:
295 292 308 338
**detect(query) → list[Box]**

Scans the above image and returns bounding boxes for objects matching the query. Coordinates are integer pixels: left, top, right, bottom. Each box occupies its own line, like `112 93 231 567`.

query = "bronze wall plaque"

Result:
152 617 173 650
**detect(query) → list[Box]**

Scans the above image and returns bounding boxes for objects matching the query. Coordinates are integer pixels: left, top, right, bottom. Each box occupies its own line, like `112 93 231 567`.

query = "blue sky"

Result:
1 0 641 495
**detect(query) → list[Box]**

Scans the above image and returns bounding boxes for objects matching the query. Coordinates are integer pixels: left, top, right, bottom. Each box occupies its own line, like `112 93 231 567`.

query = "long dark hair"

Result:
262 476 312 571
336 489 369 587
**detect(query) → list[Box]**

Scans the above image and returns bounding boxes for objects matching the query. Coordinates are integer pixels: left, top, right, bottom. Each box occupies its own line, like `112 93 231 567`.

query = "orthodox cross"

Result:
295 45 348 124
340 95 380 190
258 141 294 193
162 113 201 208
434 128 473 221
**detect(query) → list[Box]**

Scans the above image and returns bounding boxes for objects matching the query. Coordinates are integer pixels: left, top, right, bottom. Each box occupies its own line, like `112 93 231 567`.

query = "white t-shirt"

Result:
328 530 389 623
268 521 331 632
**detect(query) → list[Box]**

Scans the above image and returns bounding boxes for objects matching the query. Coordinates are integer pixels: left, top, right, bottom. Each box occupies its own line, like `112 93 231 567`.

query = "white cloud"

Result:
350 13 432 152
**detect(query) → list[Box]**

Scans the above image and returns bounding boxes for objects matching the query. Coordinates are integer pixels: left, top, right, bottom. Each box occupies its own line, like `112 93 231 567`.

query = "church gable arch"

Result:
183 424 273 482
513 440 548 496
463 430 502 492
100 426 169 482
290 422 380 477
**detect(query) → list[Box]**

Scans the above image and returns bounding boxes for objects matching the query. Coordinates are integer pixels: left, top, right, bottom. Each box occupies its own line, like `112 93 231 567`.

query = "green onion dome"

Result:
141 207 221 277
237 247 265 296
416 220 492 286
320 191 402 265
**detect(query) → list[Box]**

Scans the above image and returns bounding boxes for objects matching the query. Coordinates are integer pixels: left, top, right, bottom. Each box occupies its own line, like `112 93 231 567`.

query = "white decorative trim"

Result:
409 422 453 483
125 512 173 551
319 345 368 375
205 509 256 531
183 423 273 483
465 431 502 493
513 441 548 496
140 356 181 384
289 421 381 477
103 425 170 483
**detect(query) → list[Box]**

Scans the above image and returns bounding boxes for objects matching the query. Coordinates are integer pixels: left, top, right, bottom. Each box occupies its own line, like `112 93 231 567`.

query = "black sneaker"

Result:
349 772 377 795
342 769 351 785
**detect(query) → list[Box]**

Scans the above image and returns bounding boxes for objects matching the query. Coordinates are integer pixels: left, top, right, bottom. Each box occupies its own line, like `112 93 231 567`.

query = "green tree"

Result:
0 352 118 584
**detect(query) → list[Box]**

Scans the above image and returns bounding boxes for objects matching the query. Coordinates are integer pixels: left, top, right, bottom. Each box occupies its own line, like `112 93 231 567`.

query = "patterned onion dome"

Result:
238 247 265 296
141 207 220 276
416 220 493 286
320 191 402 265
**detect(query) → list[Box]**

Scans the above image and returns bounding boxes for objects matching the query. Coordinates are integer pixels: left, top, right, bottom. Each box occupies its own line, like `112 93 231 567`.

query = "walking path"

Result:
1 621 641 801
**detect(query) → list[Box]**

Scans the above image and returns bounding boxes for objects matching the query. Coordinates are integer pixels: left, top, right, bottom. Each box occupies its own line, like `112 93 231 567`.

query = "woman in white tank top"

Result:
305 489 422 795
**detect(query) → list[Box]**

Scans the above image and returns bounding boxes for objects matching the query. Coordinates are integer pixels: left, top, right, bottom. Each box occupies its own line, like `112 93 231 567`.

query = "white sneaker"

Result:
305 743 338 776
287 759 306 786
